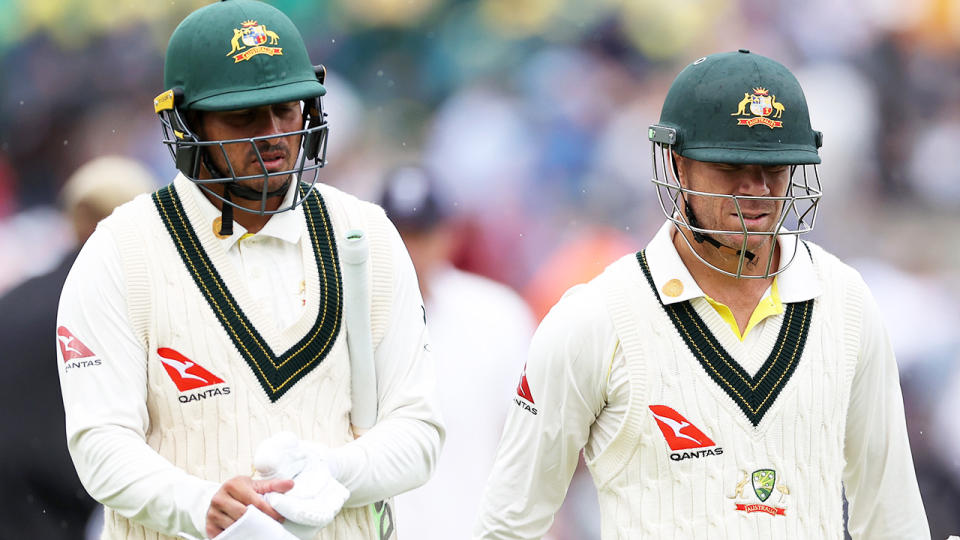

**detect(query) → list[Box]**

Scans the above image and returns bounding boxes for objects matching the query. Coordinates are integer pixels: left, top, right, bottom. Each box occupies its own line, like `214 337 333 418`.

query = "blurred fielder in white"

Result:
380 165 536 540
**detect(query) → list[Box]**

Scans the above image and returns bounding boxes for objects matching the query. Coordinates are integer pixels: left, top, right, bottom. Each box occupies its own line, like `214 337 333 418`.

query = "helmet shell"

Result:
163 0 325 111
655 50 820 165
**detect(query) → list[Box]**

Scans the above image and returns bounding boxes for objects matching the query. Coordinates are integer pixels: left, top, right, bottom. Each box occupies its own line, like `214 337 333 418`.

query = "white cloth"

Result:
397 267 534 540
265 459 350 531
254 432 349 539
474 220 929 539
57 176 443 539
177 506 299 540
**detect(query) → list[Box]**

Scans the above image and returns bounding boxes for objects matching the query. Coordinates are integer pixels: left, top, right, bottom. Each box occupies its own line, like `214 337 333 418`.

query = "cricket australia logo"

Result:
731 87 785 129
729 469 790 516
226 20 283 63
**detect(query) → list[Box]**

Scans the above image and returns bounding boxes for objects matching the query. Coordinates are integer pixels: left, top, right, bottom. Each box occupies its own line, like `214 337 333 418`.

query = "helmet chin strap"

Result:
672 155 756 263
225 180 291 201
682 199 757 263
201 152 290 236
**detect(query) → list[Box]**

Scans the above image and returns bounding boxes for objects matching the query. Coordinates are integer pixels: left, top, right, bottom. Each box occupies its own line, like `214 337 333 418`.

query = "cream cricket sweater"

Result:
475 221 929 540
58 175 443 539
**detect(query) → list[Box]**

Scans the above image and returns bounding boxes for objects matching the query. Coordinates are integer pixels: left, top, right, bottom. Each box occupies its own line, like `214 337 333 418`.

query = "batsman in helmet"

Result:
475 50 930 539
57 1 443 539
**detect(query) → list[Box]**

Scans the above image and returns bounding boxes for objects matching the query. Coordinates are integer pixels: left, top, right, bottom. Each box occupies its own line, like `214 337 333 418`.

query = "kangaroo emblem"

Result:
775 483 790 503
732 93 751 116
159 355 208 384
649 411 702 445
58 335 85 357
729 470 749 499
226 28 244 57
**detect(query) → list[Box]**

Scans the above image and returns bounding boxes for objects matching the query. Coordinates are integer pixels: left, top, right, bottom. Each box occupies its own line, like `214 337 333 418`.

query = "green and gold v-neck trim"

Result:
636 250 813 426
152 183 342 402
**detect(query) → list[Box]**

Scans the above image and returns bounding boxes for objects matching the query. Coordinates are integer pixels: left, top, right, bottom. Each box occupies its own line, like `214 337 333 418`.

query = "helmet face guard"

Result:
649 127 822 279
649 51 824 279
155 90 329 215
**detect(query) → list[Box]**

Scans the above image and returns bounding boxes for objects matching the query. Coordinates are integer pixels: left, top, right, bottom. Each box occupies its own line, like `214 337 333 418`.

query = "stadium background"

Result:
0 0 957 537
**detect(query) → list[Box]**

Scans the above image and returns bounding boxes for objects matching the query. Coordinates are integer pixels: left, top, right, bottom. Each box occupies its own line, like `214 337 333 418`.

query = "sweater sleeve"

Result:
57 227 218 538
842 279 930 539
473 284 615 539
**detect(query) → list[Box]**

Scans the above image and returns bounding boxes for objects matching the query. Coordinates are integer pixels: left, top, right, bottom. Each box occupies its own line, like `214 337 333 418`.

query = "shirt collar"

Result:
174 174 304 249
643 220 822 305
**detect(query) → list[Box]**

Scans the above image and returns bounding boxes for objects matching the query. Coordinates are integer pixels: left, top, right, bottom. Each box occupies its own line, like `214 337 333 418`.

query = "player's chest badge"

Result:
728 468 790 516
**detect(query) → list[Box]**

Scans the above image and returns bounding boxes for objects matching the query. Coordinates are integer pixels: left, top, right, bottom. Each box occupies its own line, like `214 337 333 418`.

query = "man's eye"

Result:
227 111 254 122
275 103 300 115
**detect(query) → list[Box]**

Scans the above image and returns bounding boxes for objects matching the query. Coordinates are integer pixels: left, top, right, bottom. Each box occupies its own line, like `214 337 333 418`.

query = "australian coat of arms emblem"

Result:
226 20 283 63
731 87 785 129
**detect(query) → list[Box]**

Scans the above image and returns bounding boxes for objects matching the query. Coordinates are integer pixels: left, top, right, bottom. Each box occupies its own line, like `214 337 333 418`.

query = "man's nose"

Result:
255 109 286 137
736 166 772 196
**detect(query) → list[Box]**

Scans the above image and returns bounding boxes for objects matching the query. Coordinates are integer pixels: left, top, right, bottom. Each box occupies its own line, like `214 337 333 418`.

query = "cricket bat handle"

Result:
342 230 377 434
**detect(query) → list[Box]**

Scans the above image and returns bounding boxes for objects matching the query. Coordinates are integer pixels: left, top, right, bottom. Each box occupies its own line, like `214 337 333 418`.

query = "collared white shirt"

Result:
190 179 310 333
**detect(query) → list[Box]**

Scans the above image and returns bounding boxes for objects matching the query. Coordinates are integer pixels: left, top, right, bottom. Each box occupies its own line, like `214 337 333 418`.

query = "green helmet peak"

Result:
650 50 821 165
161 0 325 112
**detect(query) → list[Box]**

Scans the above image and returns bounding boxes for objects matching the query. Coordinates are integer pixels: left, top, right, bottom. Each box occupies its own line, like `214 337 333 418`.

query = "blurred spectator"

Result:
0 156 155 540
383 165 535 540
523 227 635 321
853 258 960 540
0 155 17 219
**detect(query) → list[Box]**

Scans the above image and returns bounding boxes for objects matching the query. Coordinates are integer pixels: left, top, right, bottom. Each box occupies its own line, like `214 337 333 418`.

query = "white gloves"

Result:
254 432 350 540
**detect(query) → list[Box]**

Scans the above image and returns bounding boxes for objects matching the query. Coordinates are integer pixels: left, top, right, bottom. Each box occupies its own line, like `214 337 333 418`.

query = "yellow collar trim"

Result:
703 277 783 341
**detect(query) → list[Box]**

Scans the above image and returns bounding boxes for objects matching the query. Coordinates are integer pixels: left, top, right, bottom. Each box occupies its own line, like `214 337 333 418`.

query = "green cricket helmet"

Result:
154 0 329 232
648 50 824 279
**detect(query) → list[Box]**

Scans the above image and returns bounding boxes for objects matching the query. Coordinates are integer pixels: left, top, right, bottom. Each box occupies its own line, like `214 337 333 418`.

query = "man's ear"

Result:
672 152 686 188
185 110 204 139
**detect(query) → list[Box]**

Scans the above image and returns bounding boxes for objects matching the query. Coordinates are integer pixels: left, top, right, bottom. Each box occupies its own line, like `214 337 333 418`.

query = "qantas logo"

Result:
516 363 534 403
157 348 230 403
514 363 537 415
57 326 95 361
57 326 102 371
649 405 723 461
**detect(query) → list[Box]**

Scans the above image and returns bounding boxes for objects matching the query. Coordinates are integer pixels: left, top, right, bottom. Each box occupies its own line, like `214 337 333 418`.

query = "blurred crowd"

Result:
0 0 957 538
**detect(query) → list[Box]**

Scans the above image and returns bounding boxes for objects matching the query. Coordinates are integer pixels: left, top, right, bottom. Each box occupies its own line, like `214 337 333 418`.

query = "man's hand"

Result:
205 475 294 538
